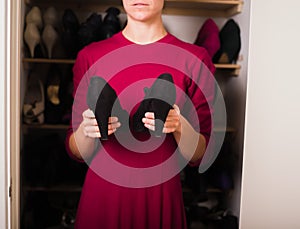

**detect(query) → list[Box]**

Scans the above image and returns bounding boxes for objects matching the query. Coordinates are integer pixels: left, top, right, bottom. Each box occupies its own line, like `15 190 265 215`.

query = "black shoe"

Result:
213 19 241 64
87 76 128 140
99 7 121 40
62 9 80 58
132 73 176 137
78 13 102 49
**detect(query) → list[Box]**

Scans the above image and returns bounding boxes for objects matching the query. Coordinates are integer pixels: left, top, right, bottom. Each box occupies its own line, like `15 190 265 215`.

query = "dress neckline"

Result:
115 31 175 46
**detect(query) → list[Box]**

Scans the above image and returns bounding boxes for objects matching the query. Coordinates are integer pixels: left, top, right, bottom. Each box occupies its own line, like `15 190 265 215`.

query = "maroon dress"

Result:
65 32 215 229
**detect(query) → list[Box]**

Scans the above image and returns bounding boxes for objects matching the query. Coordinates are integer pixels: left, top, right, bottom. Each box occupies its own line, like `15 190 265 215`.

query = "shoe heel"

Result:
24 23 41 58
42 24 58 58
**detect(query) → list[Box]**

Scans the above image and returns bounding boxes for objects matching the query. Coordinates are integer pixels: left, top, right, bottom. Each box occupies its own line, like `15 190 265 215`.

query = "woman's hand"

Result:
142 104 181 134
81 109 121 138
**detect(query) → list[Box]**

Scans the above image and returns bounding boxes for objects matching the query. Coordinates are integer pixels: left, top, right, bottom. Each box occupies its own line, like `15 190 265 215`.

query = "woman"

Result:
66 0 215 228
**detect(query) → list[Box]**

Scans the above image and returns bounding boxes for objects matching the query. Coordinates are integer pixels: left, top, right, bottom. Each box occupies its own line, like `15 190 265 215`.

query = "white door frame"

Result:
0 0 11 228
10 0 22 227
1 0 23 227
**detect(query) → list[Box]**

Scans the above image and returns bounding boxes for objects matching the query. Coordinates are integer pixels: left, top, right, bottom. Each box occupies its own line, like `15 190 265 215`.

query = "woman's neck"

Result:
122 19 167 45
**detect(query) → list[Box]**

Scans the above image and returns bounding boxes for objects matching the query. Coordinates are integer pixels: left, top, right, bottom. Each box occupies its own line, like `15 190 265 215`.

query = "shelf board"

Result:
22 58 75 64
164 0 243 17
22 124 69 134
27 0 243 17
215 63 241 76
22 58 240 74
23 184 82 192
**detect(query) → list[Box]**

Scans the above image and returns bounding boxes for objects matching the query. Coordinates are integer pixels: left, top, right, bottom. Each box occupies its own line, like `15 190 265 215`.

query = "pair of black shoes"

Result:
62 7 122 56
87 73 176 140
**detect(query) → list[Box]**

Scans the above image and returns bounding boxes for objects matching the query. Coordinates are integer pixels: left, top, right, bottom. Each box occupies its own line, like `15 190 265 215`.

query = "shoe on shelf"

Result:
25 6 43 30
194 18 220 59
77 13 102 49
62 9 80 58
42 24 59 59
24 23 41 58
45 65 64 124
100 7 121 40
23 72 45 124
213 19 241 64
43 6 59 28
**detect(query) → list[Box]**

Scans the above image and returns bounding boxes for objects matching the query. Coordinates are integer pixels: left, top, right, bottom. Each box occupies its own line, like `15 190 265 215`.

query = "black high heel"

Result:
213 19 241 64
78 13 102 50
99 7 121 40
87 76 128 140
62 9 80 58
133 73 176 137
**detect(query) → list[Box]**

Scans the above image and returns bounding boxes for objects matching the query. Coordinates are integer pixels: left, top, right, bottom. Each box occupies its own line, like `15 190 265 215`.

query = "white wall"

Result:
240 0 300 228
0 0 10 227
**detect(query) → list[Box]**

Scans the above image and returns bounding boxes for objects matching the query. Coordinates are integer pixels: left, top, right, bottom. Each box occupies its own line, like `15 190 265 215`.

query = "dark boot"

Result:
87 76 128 140
133 73 176 137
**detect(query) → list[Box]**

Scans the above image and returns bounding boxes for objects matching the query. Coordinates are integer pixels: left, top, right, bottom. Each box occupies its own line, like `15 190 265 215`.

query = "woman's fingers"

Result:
82 109 121 138
142 105 181 133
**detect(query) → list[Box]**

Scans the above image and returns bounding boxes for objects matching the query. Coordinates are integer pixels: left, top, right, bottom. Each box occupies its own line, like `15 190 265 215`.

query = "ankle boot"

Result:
133 73 176 137
87 76 129 140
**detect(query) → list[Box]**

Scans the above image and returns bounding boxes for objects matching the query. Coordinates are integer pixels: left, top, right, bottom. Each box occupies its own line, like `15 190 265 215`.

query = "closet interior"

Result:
20 0 244 228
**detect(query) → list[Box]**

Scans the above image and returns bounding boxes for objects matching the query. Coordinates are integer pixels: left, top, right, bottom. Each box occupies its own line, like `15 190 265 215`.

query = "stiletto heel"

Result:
87 76 128 140
26 6 43 30
133 73 176 137
24 23 41 58
42 24 58 58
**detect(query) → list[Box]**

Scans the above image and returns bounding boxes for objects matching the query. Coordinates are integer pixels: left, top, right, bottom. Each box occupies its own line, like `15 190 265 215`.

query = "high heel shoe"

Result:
62 9 80 58
43 6 59 27
77 13 102 49
23 72 45 124
45 65 64 124
194 18 220 59
24 23 41 58
99 7 121 40
26 6 43 30
42 24 59 58
87 76 129 140
133 73 176 137
213 19 241 64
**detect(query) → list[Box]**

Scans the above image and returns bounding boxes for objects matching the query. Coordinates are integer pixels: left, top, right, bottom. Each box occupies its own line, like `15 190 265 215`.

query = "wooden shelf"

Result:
214 63 241 76
23 58 240 74
164 0 243 17
27 0 243 17
23 58 75 64
22 124 69 134
23 184 82 192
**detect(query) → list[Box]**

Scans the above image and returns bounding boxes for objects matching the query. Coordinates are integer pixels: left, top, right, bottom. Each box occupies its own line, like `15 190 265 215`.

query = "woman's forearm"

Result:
173 115 206 163
68 123 97 160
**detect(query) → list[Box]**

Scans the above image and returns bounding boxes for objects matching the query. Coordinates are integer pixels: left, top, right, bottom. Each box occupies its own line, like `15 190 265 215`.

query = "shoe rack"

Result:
20 0 243 228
